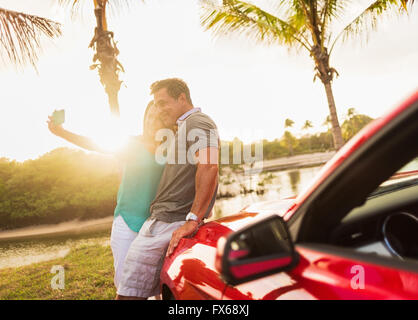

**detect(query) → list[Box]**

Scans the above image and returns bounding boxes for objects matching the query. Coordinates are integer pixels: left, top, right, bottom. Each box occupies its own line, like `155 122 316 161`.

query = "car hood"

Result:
211 198 295 233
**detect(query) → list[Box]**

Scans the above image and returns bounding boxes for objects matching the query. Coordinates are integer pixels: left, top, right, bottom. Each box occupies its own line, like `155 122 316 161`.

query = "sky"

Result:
0 0 417 162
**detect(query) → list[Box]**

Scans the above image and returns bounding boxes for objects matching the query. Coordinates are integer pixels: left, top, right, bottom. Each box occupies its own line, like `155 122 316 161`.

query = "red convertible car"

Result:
160 91 418 300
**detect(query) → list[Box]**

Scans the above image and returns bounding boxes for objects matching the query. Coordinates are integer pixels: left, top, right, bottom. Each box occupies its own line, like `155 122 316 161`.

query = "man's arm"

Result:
189 146 219 220
166 147 219 257
47 116 109 153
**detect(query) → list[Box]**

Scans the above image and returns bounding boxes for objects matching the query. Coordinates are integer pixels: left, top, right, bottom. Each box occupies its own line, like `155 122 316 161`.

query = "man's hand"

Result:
47 116 65 137
166 221 199 257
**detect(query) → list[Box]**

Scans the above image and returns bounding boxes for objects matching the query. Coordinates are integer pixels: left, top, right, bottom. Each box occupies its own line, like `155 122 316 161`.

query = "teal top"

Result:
114 137 165 233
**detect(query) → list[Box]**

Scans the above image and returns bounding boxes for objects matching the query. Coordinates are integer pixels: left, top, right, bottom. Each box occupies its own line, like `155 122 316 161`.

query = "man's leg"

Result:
116 218 185 299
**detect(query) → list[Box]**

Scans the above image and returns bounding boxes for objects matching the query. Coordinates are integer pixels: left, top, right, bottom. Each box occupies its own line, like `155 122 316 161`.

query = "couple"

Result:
47 78 219 299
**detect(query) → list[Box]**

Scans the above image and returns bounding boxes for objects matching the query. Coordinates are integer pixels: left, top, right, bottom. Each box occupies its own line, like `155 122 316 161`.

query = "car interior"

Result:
330 159 418 262
293 99 418 268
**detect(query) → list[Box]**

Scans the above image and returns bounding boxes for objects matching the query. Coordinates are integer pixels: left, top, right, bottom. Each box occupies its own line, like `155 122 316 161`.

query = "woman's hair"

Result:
143 100 155 132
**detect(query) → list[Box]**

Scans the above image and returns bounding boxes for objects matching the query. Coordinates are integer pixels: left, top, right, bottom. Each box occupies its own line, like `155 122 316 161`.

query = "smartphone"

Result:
52 109 65 126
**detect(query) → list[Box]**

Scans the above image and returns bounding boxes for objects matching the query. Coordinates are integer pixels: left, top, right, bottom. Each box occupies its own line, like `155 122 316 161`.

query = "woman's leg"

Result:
110 215 138 289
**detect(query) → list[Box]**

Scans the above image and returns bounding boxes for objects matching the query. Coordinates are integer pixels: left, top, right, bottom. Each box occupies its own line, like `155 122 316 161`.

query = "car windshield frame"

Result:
368 173 418 199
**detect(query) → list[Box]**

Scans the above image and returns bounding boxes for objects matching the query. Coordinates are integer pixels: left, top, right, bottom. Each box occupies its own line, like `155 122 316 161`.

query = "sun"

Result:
85 114 131 154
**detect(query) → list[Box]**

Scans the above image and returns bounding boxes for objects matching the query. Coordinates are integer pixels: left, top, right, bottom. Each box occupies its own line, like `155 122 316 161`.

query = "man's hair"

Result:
150 78 193 105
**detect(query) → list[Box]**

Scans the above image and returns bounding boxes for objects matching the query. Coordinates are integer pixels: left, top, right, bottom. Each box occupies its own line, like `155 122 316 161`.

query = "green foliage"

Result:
285 118 295 128
201 0 308 50
283 130 297 156
302 120 313 130
262 139 289 159
201 0 412 55
220 112 374 162
220 130 333 163
335 0 412 49
0 148 119 230
341 114 373 141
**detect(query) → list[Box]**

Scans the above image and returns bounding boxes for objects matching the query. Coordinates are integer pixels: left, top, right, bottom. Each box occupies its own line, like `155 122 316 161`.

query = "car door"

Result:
222 244 418 300
222 93 418 299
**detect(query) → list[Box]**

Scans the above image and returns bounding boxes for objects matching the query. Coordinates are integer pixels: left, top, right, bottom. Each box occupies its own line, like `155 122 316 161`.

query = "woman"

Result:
47 101 166 289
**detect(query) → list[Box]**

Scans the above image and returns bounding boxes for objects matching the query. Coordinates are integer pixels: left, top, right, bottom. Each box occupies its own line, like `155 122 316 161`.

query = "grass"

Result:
0 244 116 300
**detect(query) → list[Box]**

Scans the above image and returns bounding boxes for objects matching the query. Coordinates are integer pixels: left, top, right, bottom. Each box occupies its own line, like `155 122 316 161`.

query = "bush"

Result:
0 148 119 230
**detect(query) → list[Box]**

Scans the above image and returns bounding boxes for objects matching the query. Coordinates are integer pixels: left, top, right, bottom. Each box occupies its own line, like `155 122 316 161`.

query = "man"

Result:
116 78 219 300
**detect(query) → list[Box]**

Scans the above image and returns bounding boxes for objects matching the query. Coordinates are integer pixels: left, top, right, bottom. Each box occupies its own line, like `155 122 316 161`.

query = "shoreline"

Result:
243 151 335 174
0 151 336 241
0 216 113 242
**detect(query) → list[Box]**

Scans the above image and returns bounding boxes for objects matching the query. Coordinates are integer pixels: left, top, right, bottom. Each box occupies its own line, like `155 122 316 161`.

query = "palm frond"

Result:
56 0 137 19
319 0 347 31
286 1 309 32
302 120 313 129
0 7 62 68
316 0 349 49
320 0 347 22
267 0 312 45
200 0 311 51
329 0 410 53
400 0 415 11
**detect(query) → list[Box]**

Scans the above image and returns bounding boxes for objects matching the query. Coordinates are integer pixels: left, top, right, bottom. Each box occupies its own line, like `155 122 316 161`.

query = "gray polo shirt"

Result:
149 111 219 223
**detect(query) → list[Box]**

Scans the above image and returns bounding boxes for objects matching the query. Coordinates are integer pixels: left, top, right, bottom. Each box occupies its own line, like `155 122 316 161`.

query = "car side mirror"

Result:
216 215 298 286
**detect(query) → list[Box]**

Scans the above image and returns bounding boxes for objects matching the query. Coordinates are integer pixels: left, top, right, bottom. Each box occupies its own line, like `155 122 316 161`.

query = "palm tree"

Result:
284 118 294 129
302 120 313 131
283 130 296 156
302 119 313 151
346 107 357 120
284 118 295 156
0 7 61 68
322 115 331 129
342 109 373 141
58 0 131 117
322 115 333 148
200 0 415 150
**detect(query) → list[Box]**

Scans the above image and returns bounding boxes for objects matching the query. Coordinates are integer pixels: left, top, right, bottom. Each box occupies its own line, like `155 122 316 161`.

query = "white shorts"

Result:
117 218 185 298
110 215 138 289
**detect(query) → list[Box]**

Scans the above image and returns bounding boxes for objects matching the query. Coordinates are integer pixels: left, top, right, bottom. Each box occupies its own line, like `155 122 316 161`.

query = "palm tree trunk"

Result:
323 81 344 150
312 45 344 150
286 136 294 156
90 0 123 117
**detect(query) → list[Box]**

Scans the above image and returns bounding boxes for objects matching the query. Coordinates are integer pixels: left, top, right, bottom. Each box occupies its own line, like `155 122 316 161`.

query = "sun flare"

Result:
87 115 131 154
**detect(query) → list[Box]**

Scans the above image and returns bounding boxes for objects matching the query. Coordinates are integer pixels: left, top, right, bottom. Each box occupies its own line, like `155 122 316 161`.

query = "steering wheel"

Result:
382 212 418 260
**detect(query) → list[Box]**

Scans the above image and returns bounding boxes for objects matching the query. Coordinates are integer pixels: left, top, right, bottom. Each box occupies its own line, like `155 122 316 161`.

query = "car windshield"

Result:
368 157 418 198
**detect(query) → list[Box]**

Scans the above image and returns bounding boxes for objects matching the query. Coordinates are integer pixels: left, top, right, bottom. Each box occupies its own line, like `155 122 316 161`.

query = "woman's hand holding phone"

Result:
47 110 65 137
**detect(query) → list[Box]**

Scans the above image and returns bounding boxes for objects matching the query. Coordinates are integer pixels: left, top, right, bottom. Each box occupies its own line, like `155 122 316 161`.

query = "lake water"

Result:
213 165 323 219
0 165 323 270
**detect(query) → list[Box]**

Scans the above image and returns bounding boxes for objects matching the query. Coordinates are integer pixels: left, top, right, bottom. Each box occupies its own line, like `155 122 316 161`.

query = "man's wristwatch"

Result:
185 212 199 223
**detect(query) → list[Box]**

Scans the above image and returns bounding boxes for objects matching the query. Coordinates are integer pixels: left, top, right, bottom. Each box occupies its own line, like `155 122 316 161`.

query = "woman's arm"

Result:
47 116 109 153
